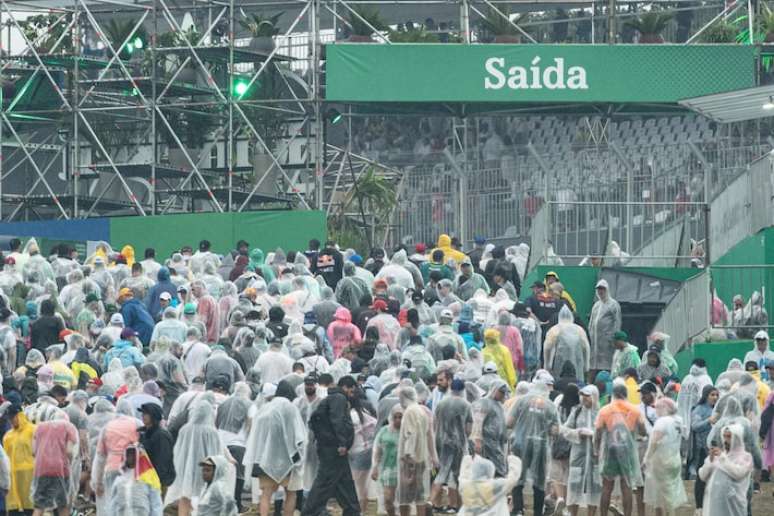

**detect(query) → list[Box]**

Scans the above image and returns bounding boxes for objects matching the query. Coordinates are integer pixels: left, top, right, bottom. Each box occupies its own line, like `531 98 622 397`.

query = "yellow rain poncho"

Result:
482 329 517 388
121 245 136 268
3 412 36 511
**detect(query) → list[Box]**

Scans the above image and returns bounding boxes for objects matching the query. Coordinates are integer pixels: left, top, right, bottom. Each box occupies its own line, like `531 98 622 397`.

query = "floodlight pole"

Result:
460 0 471 43
607 0 615 43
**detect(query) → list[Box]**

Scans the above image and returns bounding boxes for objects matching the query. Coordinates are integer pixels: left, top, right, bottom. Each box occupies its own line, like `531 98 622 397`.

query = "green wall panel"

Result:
109 211 327 260
674 340 754 380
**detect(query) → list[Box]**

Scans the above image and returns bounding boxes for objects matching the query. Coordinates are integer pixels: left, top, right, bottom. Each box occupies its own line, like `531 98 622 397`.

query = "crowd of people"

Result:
0 233 770 516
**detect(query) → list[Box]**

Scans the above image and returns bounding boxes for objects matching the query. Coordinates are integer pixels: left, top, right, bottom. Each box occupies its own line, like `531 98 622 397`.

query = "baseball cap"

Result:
460 257 472 267
531 281 545 289
118 287 133 298
440 309 453 320
159 292 172 301
415 243 427 253
372 299 388 312
183 302 197 315
755 330 769 341
262 383 277 397
533 370 555 386
483 361 497 374
474 236 486 245
580 385 597 397
109 313 124 326
304 375 318 385
121 327 138 339
451 378 465 392
545 271 559 279
613 330 628 341
595 279 609 289
85 293 99 304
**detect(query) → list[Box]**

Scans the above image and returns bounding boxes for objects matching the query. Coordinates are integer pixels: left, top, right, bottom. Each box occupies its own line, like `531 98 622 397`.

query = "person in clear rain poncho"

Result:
376 250 415 290
457 455 522 516
588 279 622 373
397 385 437 516
698 424 753 516
506 370 559 516
22 238 55 285
215 383 252 514
426 310 468 363
706 395 762 475
372 404 403 516
197 455 238 516
92 398 140 516
511 303 541 379
594 383 645 516
243 381 306 516
642 398 686 515
543 305 590 381
716 358 746 386
165 398 231 516
471 379 509 478
108 445 163 516
454 258 490 302
430 379 472 512
559 384 601 515
335 262 369 312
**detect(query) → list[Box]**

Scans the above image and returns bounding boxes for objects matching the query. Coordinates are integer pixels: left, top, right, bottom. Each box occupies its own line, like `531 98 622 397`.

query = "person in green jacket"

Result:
248 248 276 283
420 249 454 284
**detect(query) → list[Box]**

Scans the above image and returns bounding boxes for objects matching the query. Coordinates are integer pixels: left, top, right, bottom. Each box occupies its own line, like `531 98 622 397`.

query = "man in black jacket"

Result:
139 403 176 493
302 376 360 516
483 245 522 297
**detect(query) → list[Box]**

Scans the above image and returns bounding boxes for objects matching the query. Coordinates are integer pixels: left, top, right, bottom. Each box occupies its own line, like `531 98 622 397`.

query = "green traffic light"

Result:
134 37 143 49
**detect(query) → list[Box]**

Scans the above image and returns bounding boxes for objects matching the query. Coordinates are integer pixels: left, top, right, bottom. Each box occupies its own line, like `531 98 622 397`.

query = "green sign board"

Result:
325 44 756 103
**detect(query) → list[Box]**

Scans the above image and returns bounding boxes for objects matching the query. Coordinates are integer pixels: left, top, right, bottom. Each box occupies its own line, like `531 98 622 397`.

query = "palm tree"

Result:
624 11 673 43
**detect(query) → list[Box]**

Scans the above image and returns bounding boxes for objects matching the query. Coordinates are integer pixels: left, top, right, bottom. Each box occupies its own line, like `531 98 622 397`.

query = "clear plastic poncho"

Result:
433 393 472 481
506 383 559 488
108 447 163 516
376 250 415 290
677 364 713 436
196 455 238 516
457 455 522 516
560 386 601 508
543 305 589 380
31 413 80 508
588 290 622 370
596 400 643 489
165 400 228 507
471 380 509 477
22 239 55 285
698 423 753 516
642 408 686 511
397 387 434 506
367 313 402 350
715 358 745 387
706 395 762 470
242 397 306 483
215 385 252 443
469 290 494 325
87 399 117 461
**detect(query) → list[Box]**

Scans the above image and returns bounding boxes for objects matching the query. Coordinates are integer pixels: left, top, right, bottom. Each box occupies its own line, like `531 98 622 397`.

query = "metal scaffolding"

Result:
0 0 763 224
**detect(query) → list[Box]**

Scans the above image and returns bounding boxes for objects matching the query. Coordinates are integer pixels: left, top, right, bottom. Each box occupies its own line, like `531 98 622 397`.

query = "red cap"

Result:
372 299 388 312
59 329 73 341
415 243 426 253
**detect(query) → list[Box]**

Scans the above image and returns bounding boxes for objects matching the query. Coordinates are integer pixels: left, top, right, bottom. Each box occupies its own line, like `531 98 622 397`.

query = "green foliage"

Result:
700 20 738 43
239 12 283 37
389 28 440 43
20 14 73 53
623 11 673 42
348 5 386 37
479 7 527 37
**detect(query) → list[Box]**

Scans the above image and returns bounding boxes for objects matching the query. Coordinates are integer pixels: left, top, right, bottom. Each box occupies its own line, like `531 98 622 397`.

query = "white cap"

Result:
159 292 172 301
579 385 597 397
483 361 497 373
109 313 124 326
261 383 277 397
755 330 769 341
440 309 453 320
533 370 555 385
595 279 609 289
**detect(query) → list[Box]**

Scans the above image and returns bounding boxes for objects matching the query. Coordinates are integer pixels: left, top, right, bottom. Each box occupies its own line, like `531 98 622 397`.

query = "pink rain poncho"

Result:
196 293 220 344
327 307 361 358
495 312 525 375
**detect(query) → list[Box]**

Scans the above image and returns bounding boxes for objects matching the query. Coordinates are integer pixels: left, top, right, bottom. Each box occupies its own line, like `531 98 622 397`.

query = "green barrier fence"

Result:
109 211 327 260
674 340 754 380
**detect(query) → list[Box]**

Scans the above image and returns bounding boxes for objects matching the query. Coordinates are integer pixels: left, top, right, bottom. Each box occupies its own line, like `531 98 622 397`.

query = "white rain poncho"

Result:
0 267 22 296
716 358 745 386
369 344 392 378
543 305 590 380
196 455 238 516
457 455 522 516
740 291 768 338
706 395 762 470
506 244 530 283
91 258 116 303
469 289 494 325
335 263 368 312
642 401 686 511
588 283 622 370
397 386 435 506
471 380 509 477
242 396 306 483
376 250 415 290
506 381 559 488
698 424 753 516
283 320 316 361
87 398 117 460
478 244 495 274
485 290 514 326
328 358 352 383
433 393 472 487
215 385 252 448
455 270 490 302
108 448 163 516
560 385 601 508
426 324 468 363
165 400 229 507
401 341 436 380
21 239 55 285
367 313 402 350
678 364 713 436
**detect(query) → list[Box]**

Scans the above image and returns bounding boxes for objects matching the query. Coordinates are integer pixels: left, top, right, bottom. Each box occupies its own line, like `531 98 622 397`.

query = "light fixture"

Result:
763 96 774 110
133 36 144 50
326 108 343 124
233 79 249 97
